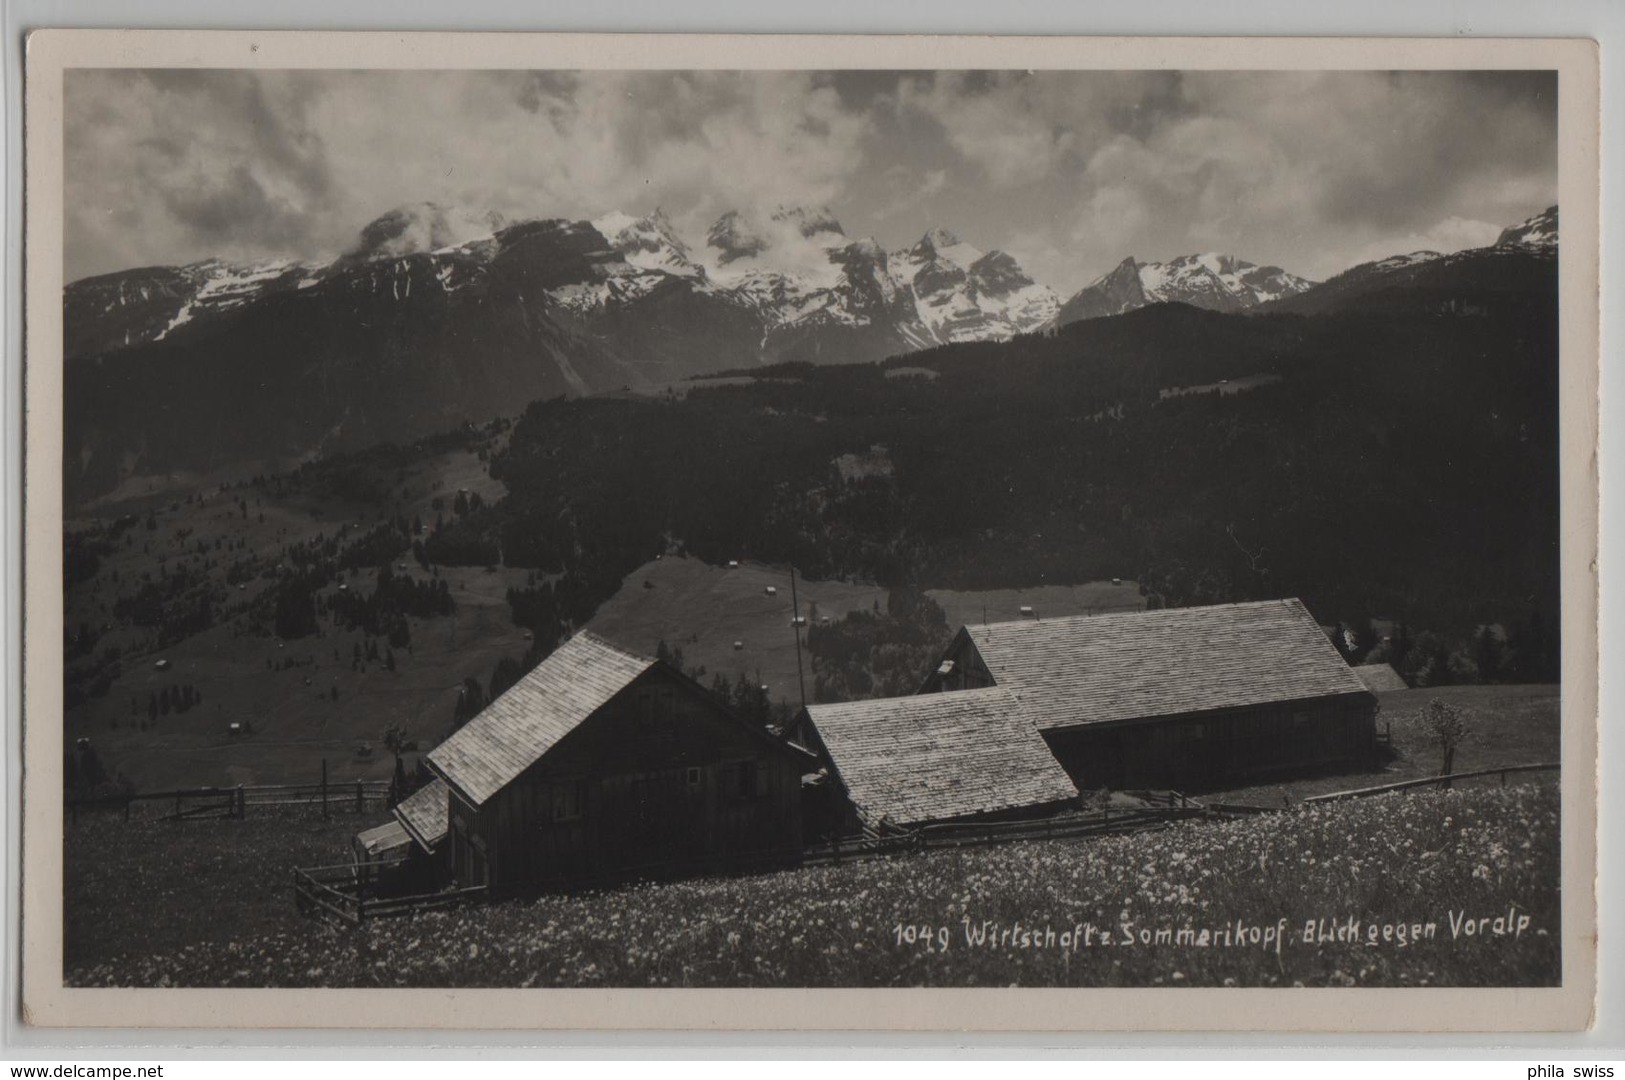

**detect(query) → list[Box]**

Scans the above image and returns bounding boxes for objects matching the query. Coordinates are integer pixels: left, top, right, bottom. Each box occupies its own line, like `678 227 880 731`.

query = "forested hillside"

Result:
446 259 1558 683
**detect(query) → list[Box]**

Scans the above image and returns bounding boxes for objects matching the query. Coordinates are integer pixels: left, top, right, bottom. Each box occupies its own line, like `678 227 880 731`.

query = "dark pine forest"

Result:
435 256 1559 688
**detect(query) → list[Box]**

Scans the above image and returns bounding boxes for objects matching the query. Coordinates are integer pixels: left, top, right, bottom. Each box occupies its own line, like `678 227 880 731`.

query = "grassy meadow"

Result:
64 444 537 790
584 555 889 704
66 776 1559 989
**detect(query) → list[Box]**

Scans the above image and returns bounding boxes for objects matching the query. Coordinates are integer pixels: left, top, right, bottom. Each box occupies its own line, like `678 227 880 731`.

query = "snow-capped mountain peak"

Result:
592 208 703 278
1496 206 1557 251
905 227 986 272
1052 251 1316 327
885 227 1057 342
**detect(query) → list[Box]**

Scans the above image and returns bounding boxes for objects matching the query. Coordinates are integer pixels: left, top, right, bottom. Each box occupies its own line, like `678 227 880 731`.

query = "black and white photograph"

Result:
20 31 1600 1031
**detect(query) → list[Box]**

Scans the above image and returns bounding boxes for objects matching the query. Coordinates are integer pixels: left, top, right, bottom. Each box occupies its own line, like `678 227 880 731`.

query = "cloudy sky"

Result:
64 68 1556 293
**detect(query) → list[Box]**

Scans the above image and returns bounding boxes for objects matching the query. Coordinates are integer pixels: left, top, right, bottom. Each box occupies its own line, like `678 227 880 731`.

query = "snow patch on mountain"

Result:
888 229 1059 342
592 209 704 279
1496 206 1557 251
1053 251 1315 327
157 259 300 339
702 206 850 292
1137 253 1314 309
1369 251 1443 272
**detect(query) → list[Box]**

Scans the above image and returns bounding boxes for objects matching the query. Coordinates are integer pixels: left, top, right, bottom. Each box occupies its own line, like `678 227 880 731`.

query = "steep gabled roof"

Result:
428 631 655 805
393 777 450 852
963 598 1369 732
801 686 1078 827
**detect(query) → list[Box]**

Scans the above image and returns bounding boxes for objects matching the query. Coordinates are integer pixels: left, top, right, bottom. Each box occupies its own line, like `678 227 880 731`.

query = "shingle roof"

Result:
393 778 449 851
428 631 655 805
802 687 1078 826
964 598 1369 732
1352 662 1410 692
355 818 413 860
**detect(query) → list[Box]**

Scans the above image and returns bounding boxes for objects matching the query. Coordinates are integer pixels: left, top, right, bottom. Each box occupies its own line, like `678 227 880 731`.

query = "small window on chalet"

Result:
686 766 702 789
1188 722 1207 741
1292 711 1310 726
551 780 586 823
636 688 654 729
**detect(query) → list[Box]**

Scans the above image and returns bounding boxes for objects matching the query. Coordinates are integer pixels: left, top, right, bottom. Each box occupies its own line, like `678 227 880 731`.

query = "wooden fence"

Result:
292 861 487 925
67 780 392 824
804 801 1206 866
1301 761 1559 803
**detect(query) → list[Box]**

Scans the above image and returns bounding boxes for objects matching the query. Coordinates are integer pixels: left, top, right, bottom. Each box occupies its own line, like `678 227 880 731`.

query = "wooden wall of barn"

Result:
1041 692 1377 792
918 628 997 693
450 668 803 891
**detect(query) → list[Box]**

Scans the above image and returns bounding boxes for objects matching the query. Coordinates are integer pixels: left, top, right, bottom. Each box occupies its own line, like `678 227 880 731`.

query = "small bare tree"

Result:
383 723 408 807
1426 699 1470 786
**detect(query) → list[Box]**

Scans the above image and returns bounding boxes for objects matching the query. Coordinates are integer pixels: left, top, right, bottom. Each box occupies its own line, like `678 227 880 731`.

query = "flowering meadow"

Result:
66 778 1559 988
63 805 369 974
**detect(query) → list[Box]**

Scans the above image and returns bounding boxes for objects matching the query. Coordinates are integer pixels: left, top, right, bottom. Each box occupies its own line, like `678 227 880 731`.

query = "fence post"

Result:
321 759 329 819
355 780 363 814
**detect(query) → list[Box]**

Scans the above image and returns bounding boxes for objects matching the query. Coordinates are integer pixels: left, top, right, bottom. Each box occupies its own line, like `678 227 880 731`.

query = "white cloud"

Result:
898 74 1074 187
65 70 877 280
64 69 1557 288
1343 216 1505 268
873 167 950 221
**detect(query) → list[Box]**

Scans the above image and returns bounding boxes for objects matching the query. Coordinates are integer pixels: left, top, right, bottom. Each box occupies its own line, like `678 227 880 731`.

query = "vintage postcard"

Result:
20 30 1599 1032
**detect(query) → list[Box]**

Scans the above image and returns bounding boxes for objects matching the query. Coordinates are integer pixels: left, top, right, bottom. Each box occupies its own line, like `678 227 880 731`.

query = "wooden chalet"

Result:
792 687 1079 832
422 631 807 891
921 598 1377 792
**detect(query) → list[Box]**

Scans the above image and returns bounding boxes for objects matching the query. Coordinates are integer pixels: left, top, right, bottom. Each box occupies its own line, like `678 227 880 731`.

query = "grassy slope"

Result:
584 556 888 703
585 557 1152 704
925 580 1146 629
65 448 534 789
64 805 388 975
66 777 1560 988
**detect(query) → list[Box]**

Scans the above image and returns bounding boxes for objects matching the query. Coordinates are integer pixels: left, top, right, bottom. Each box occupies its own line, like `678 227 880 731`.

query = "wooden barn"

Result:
791 687 1078 833
422 631 808 892
920 598 1377 792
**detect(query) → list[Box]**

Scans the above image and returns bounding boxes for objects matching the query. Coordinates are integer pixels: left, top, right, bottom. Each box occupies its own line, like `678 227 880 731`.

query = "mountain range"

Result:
65 203 1066 365
63 200 1337 366
1052 252 1315 324
60 202 1557 503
